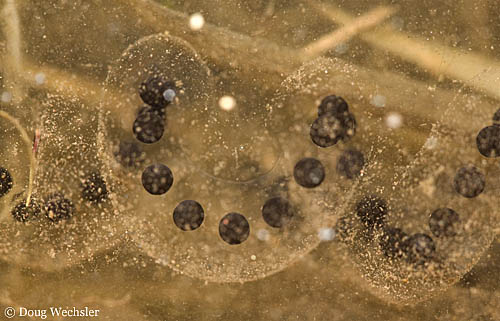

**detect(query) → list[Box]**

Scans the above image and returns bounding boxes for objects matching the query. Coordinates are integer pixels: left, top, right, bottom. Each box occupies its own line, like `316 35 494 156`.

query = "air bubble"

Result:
1 91 12 103
189 13 205 31
139 76 176 109
318 227 336 241
385 112 403 129
371 94 386 107
492 108 500 124
137 104 167 121
163 89 176 103
218 95 236 111
34 72 46 85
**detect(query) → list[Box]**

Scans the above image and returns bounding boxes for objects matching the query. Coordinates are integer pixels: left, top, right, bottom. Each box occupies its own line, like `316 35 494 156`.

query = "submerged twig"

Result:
301 5 397 59
0 0 494 153
7 0 499 134
1 0 24 102
310 0 500 100
127 0 298 80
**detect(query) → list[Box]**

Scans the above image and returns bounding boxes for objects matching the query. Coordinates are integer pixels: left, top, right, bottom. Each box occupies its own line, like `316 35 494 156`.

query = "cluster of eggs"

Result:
0 95 120 270
1 30 498 303
0 168 106 223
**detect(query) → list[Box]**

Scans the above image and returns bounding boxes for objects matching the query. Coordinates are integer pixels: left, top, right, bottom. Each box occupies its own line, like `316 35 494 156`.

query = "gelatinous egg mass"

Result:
4 0 500 318
105 34 280 183
0 96 123 271
278 57 499 304
99 33 371 282
340 79 500 303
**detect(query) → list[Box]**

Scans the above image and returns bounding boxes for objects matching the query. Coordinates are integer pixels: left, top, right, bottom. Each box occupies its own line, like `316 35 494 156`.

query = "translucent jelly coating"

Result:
279 57 499 303
100 34 364 282
0 95 122 271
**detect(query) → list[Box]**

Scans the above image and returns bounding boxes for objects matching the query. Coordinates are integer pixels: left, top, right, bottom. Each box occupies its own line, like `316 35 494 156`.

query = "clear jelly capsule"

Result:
333 76 500 302
0 95 121 271
99 34 362 282
274 57 500 303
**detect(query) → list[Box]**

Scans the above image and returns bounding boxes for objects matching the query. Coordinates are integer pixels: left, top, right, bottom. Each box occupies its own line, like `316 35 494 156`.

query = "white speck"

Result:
256 229 270 241
318 227 336 241
163 88 176 102
391 16 405 30
218 95 236 111
250 255 257 261
371 94 386 107
424 136 438 150
1 91 12 103
385 112 403 129
335 43 349 54
189 13 205 31
309 173 320 184
35 72 46 85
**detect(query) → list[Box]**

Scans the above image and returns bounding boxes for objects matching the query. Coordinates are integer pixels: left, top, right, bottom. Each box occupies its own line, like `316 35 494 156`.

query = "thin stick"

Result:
0 110 35 206
5 0 499 134
310 0 500 101
3 40 492 138
127 0 298 79
1 0 24 102
301 5 397 59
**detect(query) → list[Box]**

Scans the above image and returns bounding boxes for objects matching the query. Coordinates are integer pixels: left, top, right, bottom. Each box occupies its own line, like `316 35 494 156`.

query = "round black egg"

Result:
0 167 13 198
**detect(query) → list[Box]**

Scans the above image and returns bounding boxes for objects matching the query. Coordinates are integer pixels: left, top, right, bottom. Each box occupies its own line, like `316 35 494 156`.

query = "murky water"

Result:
1 0 499 320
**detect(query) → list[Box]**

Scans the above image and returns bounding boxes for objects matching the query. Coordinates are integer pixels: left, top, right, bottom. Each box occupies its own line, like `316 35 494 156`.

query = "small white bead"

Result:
35 72 46 85
163 89 176 102
218 95 236 111
1 91 12 103
385 112 403 129
189 13 205 31
371 94 386 108
318 227 336 241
